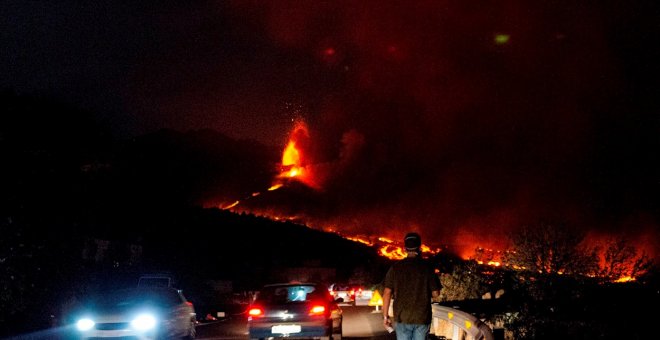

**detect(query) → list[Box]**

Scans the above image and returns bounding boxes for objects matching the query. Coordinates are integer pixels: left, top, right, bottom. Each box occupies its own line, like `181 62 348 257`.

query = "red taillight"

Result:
248 307 264 317
309 305 326 316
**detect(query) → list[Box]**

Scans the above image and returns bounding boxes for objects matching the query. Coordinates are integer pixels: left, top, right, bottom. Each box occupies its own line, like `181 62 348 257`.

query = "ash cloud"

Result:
226 1 659 257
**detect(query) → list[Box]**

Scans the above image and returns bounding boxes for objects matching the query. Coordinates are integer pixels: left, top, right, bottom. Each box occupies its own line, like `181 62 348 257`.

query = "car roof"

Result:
263 282 324 287
96 286 180 295
260 282 330 292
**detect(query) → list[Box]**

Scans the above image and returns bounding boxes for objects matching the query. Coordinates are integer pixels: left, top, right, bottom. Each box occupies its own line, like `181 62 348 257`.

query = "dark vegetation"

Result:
435 256 658 339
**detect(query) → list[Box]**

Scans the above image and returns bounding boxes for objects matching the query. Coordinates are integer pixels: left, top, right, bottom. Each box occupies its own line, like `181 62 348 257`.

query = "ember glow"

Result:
268 184 283 191
280 141 303 178
613 276 635 283
379 245 407 260
340 234 440 260
345 236 373 246
376 242 440 260
222 201 240 210
272 120 322 190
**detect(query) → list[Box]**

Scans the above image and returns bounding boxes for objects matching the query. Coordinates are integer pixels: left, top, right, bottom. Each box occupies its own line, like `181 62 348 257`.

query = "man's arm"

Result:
429 265 441 302
382 287 393 329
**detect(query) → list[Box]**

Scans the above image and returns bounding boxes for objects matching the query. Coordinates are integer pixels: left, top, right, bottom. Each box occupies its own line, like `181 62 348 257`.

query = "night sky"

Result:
2 1 659 258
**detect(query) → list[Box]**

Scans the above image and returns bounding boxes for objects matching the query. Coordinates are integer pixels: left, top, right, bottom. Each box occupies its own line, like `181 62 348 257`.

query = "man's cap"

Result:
404 232 422 250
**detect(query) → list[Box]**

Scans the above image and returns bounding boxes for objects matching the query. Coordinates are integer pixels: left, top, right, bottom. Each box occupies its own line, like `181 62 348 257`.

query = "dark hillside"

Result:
136 206 392 290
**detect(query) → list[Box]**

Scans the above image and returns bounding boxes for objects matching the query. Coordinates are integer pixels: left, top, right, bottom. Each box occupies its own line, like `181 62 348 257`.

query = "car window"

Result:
256 285 321 304
159 290 184 306
177 291 189 304
333 285 349 291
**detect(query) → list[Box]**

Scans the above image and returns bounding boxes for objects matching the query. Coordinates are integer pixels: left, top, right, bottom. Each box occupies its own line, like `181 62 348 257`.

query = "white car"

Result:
72 286 196 339
353 288 374 306
329 284 373 305
329 284 355 304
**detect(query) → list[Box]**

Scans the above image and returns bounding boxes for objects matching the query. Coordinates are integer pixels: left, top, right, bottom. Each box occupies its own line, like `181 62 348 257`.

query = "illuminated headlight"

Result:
131 313 157 331
76 318 95 331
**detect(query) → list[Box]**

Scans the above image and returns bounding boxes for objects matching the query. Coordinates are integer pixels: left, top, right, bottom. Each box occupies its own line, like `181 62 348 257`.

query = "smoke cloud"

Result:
219 1 659 258
2 1 657 257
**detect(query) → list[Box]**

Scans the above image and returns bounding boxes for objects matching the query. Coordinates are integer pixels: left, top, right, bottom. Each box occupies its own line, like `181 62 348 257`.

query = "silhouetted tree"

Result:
599 237 654 280
439 260 486 301
501 221 657 339
503 221 599 276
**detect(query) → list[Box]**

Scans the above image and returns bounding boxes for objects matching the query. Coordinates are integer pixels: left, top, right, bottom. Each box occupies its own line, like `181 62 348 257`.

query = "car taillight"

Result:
248 307 264 317
309 305 326 316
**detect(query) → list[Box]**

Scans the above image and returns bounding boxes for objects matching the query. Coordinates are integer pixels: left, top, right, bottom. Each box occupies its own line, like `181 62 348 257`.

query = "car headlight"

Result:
131 313 157 331
76 318 95 331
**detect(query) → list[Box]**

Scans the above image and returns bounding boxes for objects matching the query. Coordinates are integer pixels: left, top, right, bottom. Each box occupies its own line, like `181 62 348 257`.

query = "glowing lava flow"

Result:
273 120 320 189
217 121 313 211
211 120 653 283
214 120 440 263
242 117 445 260
343 235 440 260
280 141 304 179
219 122 648 281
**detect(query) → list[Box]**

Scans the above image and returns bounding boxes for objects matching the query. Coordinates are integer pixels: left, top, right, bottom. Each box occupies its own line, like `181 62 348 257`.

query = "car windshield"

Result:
333 285 349 291
87 288 182 308
255 285 322 304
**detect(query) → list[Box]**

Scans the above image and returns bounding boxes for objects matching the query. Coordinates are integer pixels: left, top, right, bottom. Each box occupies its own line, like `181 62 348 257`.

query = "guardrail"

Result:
431 304 494 340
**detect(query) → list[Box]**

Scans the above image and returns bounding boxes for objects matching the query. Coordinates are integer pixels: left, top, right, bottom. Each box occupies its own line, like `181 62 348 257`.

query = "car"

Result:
137 274 174 288
71 286 197 339
328 284 355 304
247 282 342 340
351 286 374 306
328 283 353 303
329 284 372 305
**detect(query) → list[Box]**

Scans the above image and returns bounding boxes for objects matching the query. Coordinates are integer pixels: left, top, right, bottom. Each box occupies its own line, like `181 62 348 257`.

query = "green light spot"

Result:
495 34 510 45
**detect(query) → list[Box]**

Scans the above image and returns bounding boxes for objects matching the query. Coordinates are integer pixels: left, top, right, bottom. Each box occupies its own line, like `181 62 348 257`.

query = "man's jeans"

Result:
395 322 430 340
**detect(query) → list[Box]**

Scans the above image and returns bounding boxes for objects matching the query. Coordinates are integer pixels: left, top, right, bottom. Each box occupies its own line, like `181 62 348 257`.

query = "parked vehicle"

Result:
328 284 355 304
352 286 374 306
248 282 342 340
329 283 372 305
71 286 196 339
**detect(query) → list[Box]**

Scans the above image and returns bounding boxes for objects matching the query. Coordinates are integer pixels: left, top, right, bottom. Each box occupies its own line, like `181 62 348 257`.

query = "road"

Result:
8 305 392 340
196 304 394 340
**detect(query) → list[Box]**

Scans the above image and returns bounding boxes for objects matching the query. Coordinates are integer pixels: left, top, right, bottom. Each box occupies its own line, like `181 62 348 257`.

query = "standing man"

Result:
382 232 441 340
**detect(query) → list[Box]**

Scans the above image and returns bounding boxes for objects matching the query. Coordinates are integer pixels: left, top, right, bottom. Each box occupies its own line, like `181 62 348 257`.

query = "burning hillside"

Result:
205 120 656 281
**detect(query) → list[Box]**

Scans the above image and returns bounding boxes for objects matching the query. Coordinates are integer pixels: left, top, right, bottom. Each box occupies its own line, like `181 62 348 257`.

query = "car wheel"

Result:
184 320 196 339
